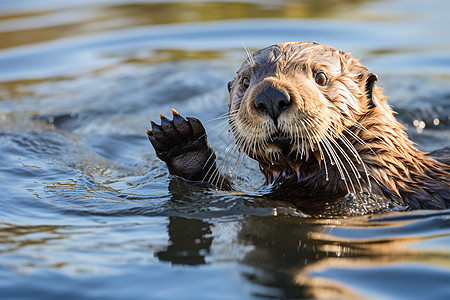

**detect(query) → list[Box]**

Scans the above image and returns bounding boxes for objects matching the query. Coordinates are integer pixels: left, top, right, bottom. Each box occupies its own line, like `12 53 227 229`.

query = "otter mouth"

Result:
266 131 322 165
270 135 291 145
268 132 292 154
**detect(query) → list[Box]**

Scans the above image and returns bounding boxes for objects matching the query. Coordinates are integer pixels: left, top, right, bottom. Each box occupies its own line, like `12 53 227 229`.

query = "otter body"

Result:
147 42 450 216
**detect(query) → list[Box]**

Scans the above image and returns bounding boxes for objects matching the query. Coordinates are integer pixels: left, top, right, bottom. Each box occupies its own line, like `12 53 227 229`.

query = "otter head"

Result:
227 42 381 191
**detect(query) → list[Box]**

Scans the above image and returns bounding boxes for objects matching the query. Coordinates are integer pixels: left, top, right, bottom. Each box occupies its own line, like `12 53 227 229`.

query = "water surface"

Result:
1 0 449 299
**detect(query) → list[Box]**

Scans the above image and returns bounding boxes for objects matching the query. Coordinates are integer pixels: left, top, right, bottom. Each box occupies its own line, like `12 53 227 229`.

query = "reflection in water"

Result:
0 224 65 255
149 210 450 299
156 217 212 266
237 213 450 299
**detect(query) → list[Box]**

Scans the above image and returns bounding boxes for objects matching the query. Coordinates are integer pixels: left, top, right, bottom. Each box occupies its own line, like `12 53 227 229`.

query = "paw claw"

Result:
172 109 180 117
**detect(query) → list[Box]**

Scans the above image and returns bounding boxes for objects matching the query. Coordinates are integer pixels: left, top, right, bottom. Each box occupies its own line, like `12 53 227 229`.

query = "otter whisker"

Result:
309 116 363 193
338 133 373 191
207 121 235 149
213 133 246 188
291 123 303 159
203 118 238 176
300 123 306 159
230 148 243 181
220 123 245 160
206 112 231 123
204 133 235 187
320 135 338 173
205 114 240 154
218 141 241 187
300 117 318 156
336 115 379 156
233 146 250 183
205 114 245 187
243 43 256 67
341 125 377 156
207 118 233 135
322 136 353 194
333 131 364 167
318 141 330 181
227 128 251 176
310 131 329 180
318 116 373 191
338 115 371 135
317 118 371 191
327 134 362 193
337 132 361 162
294 125 302 159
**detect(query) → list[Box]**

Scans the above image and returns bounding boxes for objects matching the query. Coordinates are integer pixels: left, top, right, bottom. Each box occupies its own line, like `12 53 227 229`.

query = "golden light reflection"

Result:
0 0 374 50
238 213 450 299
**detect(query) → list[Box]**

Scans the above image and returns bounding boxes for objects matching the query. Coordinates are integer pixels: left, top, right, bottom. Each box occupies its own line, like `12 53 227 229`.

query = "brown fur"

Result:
227 42 450 210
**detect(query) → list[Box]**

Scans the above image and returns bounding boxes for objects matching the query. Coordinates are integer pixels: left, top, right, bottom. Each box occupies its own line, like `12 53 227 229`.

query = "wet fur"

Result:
148 42 450 214
227 42 449 210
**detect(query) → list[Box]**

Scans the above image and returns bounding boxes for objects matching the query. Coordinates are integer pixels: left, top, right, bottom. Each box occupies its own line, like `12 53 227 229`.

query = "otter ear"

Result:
365 73 379 109
227 80 233 93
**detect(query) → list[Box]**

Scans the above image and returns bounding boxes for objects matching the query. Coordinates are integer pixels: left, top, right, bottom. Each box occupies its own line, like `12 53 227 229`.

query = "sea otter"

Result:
147 42 450 216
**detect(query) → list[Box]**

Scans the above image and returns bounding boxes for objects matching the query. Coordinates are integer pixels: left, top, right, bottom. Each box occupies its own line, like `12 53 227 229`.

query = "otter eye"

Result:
315 72 327 86
242 77 250 91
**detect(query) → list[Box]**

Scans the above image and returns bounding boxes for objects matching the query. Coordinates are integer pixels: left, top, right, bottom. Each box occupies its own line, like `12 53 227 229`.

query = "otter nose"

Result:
254 86 291 123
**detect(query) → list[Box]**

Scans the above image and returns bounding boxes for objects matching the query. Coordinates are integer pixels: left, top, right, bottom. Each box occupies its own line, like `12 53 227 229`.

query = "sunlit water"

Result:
0 0 449 299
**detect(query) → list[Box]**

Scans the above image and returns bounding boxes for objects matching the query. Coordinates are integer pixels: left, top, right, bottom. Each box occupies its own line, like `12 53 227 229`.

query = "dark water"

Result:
1 0 449 299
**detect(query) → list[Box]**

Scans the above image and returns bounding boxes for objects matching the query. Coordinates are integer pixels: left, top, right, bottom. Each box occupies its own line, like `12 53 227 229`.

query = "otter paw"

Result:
147 109 215 181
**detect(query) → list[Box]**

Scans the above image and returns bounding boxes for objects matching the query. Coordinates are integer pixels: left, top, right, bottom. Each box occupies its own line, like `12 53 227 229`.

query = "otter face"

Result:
228 42 376 169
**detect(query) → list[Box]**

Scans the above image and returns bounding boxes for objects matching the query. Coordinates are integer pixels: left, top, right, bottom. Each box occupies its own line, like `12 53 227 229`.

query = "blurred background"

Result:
0 0 449 299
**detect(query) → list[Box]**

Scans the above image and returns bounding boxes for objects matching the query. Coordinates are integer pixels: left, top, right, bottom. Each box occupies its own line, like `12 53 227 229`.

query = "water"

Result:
0 0 449 299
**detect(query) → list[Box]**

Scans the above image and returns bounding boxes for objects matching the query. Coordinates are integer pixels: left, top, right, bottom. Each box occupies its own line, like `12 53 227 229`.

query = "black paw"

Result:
147 109 216 181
